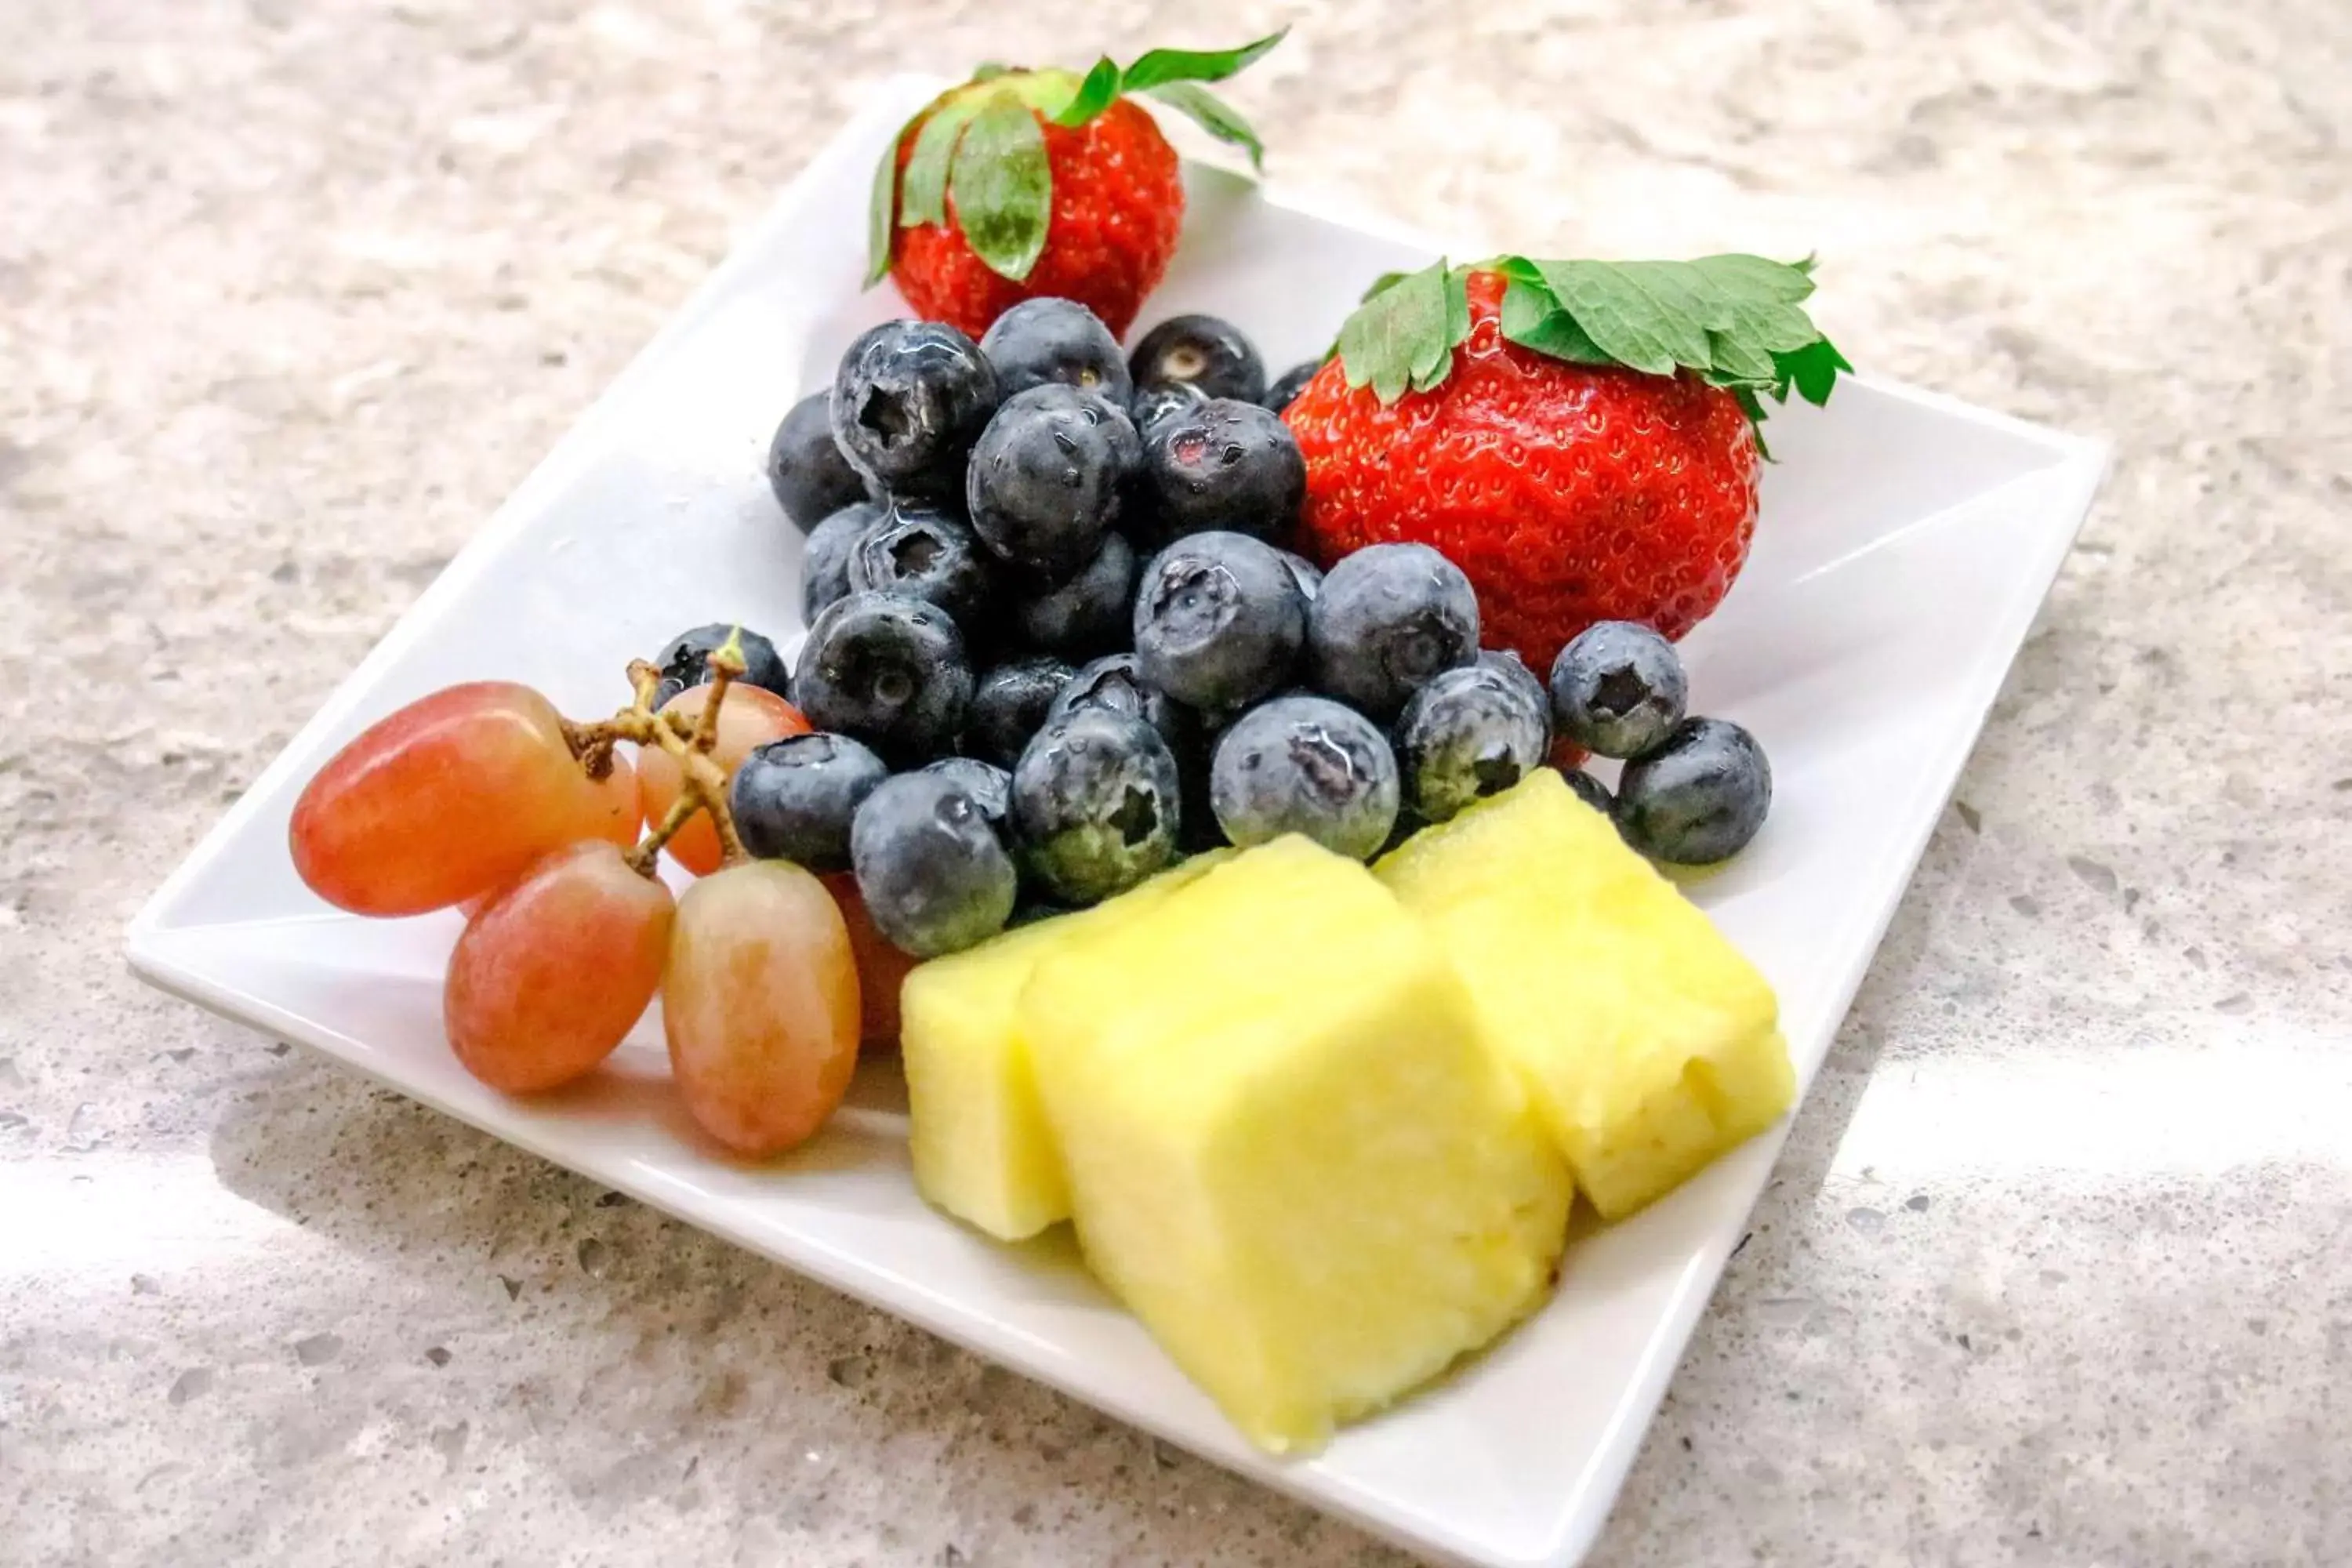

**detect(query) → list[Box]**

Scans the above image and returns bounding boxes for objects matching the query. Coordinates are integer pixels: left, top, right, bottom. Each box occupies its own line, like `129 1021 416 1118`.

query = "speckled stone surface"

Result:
4 2 2349 1564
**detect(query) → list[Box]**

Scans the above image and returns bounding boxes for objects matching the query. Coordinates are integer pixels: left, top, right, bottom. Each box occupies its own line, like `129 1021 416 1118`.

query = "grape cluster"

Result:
289 645 870 1158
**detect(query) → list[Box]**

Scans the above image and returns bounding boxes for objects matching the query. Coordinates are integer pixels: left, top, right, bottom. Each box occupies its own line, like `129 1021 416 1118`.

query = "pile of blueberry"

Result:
1544 622 1773 867
702 298 1766 960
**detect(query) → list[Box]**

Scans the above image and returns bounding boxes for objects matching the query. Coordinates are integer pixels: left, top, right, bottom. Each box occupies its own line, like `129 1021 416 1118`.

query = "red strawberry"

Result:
889 98 1178 339
1287 258 1849 673
867 35 1286 340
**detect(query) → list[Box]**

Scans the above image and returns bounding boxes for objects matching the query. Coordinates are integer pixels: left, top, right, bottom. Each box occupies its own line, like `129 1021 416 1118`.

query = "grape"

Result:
636 684 810 875
291 681 633 916
470 756 639 927
821 871 919 1046
664 860 861 1156
444 841 673 1092
588 747 642 844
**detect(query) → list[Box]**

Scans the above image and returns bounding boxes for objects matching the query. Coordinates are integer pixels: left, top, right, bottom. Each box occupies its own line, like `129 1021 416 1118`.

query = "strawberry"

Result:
866 34 1286 340
1286 257 1849 673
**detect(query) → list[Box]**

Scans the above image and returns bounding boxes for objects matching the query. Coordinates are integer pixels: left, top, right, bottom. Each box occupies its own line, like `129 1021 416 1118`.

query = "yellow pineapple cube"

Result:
1376 770 1794 1221
901 855 1227 1241
1021 837 1571 1454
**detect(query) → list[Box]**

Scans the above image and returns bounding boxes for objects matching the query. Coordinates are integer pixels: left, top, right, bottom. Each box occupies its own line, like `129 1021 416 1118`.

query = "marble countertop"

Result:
5 2 2348 1563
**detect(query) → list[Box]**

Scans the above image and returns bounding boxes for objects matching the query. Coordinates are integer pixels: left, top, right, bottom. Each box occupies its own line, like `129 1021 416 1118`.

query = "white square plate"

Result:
127 79 2107 1568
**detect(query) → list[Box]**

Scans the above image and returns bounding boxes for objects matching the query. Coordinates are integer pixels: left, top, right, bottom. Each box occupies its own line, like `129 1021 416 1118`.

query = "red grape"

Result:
586 747 642 844
637 684 810 876
664 860 860 1156
457 750 639 920
291 681 635 916
445 841 673 1092
822 872 918 1047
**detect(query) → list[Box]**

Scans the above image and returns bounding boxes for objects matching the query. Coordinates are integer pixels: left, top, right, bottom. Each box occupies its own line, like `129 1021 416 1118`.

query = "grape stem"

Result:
565 645 753 880
630 789 706 876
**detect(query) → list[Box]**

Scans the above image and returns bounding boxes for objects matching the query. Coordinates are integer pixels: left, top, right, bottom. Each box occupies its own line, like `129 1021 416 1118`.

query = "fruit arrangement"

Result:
285 42 1853 1457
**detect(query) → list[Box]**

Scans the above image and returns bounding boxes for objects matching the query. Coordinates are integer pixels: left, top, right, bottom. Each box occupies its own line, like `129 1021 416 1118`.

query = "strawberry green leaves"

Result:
865 129 900 286
868 33 1287 288
1774 336 1852 405
1054 29 1287 124
871 87 1048 284
1138 82 1268 172
1337 260 1472 403
1333 253 1849 438
900 97 987 229
949 94 1052 281
1495 264 1613 368
1051 29 1287 172
1054 58 1125 127
1117 31 1287 93
1497 256 1844 416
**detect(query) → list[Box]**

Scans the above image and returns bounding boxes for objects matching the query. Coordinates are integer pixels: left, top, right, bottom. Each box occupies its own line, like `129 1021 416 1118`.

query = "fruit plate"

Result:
125 76 2108 1568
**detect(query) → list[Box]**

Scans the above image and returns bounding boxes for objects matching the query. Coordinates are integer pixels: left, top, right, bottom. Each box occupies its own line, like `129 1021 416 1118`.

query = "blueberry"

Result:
850 771 1018 957
767 391 867 532
1210 695 1400 862
1131 379 1205 437
790 591 973 764
1129 314 1267 404
653 622 792 703
966 384 1127 582
1132 531 1305 713
1276 549 1323 603
830 320 1000 500
1306 543 1481 720
848 499 997 632
1262 360 1319 412
1396 662 1552 823
1011 709 1181 905
915 756 1004 822
729 732 889 871
1085 386 1145 485
801 499 885 624
1047 652 1196 762
1114 495 1177 556
1479 649 1547 716
1548 621 1689 760
1559 768 1615 815
978 297 1134 402
964 656 1075 768
1614 717 1770 866
1174 734 1227 853
1011 531 1136 657
1007 898 1078 929
1143 398 1305 543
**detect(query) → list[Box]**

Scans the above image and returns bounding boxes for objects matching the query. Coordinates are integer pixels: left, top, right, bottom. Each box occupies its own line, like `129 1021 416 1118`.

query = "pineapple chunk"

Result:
901 855 1227 1241
1376 770 1793 1220
1022 837 1571 1454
